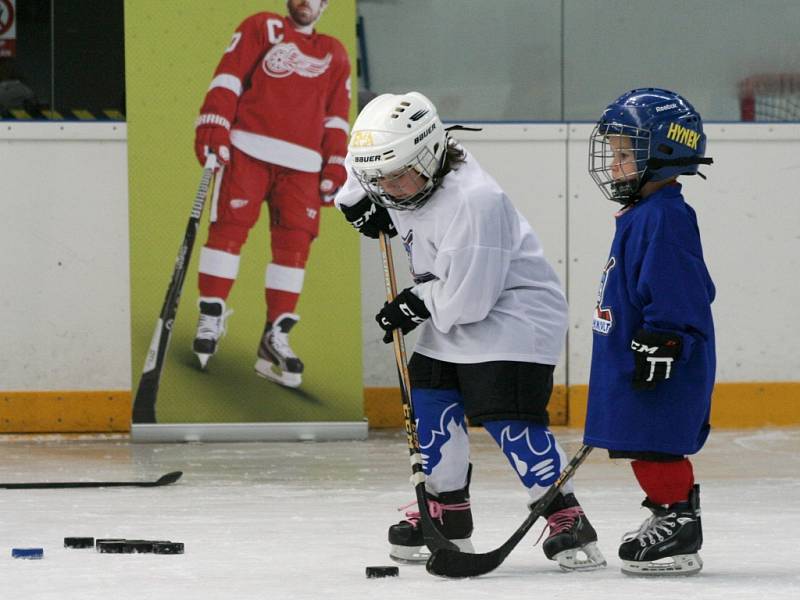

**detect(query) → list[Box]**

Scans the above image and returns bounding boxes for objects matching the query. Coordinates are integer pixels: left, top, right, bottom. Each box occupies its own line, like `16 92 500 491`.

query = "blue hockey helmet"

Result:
588 88 713 204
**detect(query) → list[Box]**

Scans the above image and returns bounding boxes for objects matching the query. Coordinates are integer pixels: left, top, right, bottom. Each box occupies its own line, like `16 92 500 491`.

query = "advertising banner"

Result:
125 0 362 426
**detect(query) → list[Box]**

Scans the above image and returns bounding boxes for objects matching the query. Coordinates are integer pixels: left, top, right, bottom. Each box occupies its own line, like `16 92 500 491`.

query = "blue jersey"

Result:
584 184 716 456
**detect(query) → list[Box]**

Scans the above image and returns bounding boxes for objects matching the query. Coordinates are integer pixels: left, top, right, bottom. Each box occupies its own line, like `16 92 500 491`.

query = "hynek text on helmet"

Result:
666 122 699 150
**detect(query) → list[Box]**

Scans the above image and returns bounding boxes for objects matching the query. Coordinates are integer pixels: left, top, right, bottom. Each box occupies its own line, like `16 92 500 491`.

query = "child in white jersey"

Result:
336 91 606 571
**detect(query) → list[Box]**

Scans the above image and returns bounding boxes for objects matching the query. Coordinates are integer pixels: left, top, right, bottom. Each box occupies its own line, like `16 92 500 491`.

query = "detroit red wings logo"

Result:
263 43 332 78
592 256 615 335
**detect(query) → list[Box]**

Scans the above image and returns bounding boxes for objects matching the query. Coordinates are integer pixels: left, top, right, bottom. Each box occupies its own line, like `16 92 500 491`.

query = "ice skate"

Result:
541 493 606 571
254 313 304 388
619 484 703 576
388 486 474 564
192 297 232 369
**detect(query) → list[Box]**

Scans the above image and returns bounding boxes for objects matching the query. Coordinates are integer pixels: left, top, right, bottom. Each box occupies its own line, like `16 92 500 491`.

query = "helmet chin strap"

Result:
647 156 714 169
425 136 454 197
609 179 642 205
611 153 715 206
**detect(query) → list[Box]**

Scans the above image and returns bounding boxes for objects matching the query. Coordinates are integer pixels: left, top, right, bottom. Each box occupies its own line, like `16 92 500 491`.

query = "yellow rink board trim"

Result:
0 391 132 433
1 383 796 433
366 382 800 429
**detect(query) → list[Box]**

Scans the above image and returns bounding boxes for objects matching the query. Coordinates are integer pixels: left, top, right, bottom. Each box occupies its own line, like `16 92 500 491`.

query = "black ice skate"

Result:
254 313 304 388
388 486 474 564
540 492 606 571
618 484 703 576
192 297 232 369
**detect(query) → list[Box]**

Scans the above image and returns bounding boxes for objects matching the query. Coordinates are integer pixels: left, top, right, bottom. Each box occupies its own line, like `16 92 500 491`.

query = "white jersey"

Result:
336 151 568 364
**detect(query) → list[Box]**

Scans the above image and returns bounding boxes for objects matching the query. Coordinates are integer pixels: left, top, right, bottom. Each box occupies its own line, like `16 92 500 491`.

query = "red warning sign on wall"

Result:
0 0 16 58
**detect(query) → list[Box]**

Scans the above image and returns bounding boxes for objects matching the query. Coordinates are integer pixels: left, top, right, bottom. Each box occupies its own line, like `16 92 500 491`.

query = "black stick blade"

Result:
427 546 505 578
151 471 183 486
132 374 159 423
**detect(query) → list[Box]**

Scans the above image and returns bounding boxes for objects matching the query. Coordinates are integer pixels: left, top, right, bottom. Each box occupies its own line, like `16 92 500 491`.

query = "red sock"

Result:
266 289 299 323
631 459 694 506
199 273 234 299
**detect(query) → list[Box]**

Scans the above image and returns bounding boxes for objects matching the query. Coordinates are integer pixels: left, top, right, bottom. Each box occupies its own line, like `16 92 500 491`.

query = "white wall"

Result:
0 123 131 390
2 122 797 393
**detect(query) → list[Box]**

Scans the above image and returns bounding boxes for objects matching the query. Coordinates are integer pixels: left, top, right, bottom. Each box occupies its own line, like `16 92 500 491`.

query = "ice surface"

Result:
0 428 798 599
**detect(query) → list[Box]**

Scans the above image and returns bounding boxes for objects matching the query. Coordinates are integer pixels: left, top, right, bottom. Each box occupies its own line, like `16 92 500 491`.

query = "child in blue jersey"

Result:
586 88 716 576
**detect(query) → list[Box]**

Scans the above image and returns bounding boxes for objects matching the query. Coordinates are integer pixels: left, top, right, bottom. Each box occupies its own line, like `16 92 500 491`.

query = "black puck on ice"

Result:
123 540 170 553
152 542 184 554
365 566 399 578
64 537 94 549
97 541 131 554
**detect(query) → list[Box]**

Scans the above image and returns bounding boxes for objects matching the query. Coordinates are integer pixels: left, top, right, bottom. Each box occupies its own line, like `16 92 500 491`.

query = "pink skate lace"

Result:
534 506 585 545
398 498 471 527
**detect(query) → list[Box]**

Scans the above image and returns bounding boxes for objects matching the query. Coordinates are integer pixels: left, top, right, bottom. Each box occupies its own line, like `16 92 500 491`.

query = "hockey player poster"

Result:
125 0 362 427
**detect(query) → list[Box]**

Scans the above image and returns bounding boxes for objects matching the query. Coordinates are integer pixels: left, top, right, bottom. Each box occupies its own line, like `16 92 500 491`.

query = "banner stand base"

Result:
131 421 368 443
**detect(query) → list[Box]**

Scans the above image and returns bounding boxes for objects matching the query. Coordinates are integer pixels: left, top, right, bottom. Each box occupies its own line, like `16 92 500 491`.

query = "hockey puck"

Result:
122 540 168 554
95 538 124 548
64 537 94 549
12 548 44 560
97 541 132 554
152 542 184 555
365 566 398 578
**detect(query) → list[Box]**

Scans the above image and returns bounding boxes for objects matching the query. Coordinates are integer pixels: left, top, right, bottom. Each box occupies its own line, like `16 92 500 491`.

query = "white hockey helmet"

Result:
348 91 447 210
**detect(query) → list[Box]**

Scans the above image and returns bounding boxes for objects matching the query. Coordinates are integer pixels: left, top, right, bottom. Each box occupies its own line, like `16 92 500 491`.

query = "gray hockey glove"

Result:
631 328 682 390
340 196 397 239
375 288 430 344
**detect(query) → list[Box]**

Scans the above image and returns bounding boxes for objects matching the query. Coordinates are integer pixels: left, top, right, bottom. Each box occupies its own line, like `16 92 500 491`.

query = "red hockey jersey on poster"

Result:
198 12 351 174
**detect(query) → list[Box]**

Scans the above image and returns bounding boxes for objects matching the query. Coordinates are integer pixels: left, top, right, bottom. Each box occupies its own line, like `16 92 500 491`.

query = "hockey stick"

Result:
378 232 459 554
132 155 219 423
426 444 594 578
0 470 183 490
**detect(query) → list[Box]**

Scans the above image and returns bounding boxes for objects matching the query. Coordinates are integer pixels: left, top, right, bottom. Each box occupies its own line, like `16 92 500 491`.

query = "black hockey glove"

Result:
375 288 430 344
630 328 683 391
339 196 396 239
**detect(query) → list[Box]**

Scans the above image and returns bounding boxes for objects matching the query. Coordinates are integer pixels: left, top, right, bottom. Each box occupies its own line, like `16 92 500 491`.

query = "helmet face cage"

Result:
353 145 440 211
588 122 651 204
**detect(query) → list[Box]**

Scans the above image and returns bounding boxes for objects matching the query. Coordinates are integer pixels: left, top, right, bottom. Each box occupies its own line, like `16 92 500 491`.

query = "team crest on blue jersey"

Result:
592 256 616 335
402 229 436 284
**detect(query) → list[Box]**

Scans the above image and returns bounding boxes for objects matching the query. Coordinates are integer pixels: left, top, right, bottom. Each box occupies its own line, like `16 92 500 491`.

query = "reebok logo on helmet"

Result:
655 103 678 112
